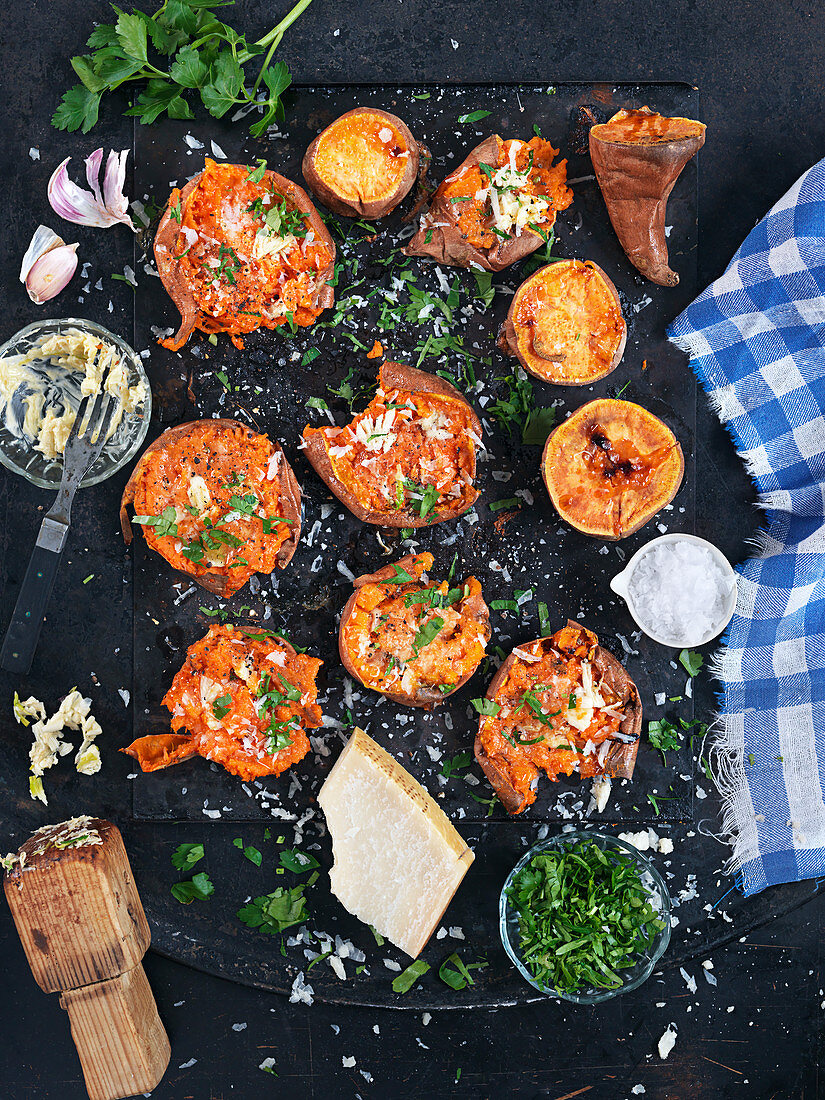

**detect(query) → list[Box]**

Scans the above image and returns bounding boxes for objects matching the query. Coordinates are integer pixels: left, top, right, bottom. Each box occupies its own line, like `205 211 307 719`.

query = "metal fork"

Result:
1 360 118 674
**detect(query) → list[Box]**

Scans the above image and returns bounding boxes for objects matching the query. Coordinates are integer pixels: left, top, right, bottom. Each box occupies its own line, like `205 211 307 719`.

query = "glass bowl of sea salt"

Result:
609 534 738 647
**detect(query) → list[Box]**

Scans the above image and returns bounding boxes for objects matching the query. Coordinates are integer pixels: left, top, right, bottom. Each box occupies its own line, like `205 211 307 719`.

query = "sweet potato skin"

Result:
302 107 421 220
302 362 481 527
120 419 302 597
154 166 335 350
589 107 706 287
498 260 627 386
405 135 569 272
338 554 490 708
474 622 642 815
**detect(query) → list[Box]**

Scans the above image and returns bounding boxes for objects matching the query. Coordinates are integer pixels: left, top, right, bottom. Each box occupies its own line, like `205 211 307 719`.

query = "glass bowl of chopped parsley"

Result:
499 829 672 1004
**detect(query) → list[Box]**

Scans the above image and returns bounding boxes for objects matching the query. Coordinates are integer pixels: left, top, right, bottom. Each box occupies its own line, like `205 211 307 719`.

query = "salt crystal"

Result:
626 539 734 645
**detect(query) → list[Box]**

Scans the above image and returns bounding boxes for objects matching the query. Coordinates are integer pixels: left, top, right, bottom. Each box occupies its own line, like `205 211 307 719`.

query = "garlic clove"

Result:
48 148 136 231
103 150 135 230
25 242 79 304
20 225 65 284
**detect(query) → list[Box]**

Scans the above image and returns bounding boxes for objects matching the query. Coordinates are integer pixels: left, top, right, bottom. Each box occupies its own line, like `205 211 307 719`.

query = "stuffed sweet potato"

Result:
474 622 641 815
339 552 490 708
302 362 481 527
541 398 683 540
122 624 323 781
154 158 335 350
406 135 572 271
589 107 706 286
121 419 301 597
302 107 421 219
498 260 627 385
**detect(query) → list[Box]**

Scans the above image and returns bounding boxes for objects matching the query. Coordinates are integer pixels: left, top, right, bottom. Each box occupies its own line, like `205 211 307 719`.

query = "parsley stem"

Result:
240 0 315 61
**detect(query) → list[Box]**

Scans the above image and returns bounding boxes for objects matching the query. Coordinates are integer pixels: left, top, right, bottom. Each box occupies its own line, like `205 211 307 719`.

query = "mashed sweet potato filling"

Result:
341 552 488 696
305 385 479 520
164 159 333 347
441 137 572 250
477 627 630 811
131 422 292 592
123 624 323 781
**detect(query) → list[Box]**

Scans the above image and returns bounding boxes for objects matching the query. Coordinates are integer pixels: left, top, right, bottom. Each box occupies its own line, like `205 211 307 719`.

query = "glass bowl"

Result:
0 317 151 489
499 829 672 1004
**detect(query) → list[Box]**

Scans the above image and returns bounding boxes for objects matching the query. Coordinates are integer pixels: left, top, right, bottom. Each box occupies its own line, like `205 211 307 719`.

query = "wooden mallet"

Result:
4 816 170 1100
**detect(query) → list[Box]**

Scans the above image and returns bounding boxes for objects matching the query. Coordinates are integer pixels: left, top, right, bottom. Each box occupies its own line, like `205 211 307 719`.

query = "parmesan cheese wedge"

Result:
318 728 474 958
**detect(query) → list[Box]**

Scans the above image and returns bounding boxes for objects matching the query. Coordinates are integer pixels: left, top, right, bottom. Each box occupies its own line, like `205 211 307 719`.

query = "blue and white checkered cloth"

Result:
667 157 825 896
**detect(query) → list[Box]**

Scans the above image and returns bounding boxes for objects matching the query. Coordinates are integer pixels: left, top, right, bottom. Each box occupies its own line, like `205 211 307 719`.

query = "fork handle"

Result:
0 521 67 675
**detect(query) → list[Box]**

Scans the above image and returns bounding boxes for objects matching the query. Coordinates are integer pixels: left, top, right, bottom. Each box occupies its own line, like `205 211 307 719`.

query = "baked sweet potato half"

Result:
541 398 684 540
122 624 323 782
405 135 572 271
339 551 490 708
302 107 421 219
121 419 302 597
154 157 335 350
474 622 642 815
498 260 626 385
589 107 706 287
302 362 481 527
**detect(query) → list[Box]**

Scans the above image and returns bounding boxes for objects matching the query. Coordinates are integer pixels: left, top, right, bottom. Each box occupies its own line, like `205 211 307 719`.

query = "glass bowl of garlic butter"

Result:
0 318 151 489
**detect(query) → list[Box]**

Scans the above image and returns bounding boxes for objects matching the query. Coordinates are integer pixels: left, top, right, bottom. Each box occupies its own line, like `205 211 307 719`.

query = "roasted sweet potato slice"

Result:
121 419 302 597
302 362 481 527
406 135 572 271
122 624 323 782
154 158 335 350
498 260 626 385
302 107 421 219
541 398 684 540
589 107 706 287
474 622 642 815
339 551 490 708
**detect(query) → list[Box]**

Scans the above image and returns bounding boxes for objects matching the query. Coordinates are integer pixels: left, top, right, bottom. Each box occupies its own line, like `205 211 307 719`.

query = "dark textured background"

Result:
1 1 824 1097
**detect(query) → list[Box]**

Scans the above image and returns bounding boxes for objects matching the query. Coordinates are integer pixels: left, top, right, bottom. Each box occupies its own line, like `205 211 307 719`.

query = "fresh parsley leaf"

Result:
412 616 444 656
679 649 703 677
237 885 308 934
132 505 178 539
438 952 488 990
212 693 232 720
647 717 681 762
440 751 473 778
171 871 214 904
392 959 430 994
522 405 557 446
279 848 320 874
489 497 520 512
471 698 500 717
538 602 552 637
171 842 204 872
458 109 492 124
471 269 495 308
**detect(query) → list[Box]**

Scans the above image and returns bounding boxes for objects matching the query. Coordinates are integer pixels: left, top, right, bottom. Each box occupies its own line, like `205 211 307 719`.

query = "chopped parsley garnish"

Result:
538 602 552 636
471 698 501 717
439 952 488 990
412 616 444 656
489 497 520 512
233 838 263 866
211 693 232 720
245 159 268 184
171 872 214 905
441 750 473 778
172 842 205 873
458 109 492 124
237 885 308 933
506 839 666 993
279 848 320 874
392 959 430 994
647 717 681 762
679 649 704 677
132 505 178 539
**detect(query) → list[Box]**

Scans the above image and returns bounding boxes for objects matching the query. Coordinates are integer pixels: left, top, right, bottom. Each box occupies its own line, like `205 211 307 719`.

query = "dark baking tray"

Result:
129 80 700 1004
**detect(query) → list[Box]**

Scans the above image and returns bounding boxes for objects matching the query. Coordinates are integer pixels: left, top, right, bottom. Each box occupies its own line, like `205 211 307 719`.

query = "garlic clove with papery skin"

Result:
48 148 136 231
20 225 64 284
24 241 79 304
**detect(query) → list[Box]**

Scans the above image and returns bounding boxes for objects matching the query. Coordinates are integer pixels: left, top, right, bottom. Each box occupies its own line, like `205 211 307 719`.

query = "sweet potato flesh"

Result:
303 379 479 521
543 399 683 539
477 628 629 813
130 422 293 596
313 111 410 203
122 625 323 781
592 109 705 145
341 552 488 700
511 260 625 384
164 159 332 347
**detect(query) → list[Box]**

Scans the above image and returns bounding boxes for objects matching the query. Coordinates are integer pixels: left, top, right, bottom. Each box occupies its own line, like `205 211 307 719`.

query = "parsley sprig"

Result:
53 0 313 136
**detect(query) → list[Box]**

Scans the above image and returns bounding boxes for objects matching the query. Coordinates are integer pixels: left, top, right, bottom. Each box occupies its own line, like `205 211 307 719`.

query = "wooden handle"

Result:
60 964 171 1100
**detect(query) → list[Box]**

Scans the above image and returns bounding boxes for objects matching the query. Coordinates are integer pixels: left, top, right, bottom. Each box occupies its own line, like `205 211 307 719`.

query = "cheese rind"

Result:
318 727 474 958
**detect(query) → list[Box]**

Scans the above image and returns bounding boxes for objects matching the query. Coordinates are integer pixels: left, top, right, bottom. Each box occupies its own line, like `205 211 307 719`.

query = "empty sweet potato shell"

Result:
541 398 684 539
589 106 706 287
